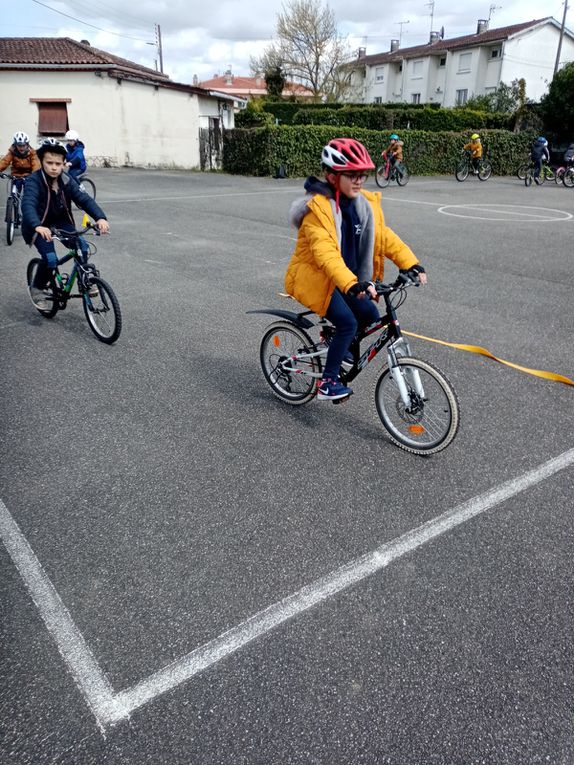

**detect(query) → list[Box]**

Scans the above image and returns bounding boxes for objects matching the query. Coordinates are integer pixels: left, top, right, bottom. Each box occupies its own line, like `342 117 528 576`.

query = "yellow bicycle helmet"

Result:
471 133 480 140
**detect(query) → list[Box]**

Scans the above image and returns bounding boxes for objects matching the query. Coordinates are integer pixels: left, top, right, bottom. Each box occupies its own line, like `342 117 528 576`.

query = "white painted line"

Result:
113 447 574 721
0 501 125 731
2 447 573 730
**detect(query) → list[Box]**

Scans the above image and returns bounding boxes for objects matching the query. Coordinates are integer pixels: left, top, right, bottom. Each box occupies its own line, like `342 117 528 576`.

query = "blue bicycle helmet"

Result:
390 133 399 140
537 136 548 145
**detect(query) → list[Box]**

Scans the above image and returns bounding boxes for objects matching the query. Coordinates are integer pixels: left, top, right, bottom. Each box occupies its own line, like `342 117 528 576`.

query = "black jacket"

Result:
21 169 106 246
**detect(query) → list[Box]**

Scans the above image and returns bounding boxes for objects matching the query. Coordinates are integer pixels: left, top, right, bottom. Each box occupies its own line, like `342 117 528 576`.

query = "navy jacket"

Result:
65 140 87 174
21 169 106 246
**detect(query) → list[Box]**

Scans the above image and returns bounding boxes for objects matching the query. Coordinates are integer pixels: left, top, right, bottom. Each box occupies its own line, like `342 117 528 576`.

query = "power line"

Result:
30 0 154 42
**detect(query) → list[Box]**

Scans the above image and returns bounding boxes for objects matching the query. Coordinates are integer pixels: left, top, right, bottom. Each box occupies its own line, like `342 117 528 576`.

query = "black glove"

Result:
347 281 373 297
399 264 425 283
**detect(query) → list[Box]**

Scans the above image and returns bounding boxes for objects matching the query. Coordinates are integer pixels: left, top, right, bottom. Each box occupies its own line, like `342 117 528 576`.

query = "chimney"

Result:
357 46 366 59
224 67 233 85
477 19 489 34
390 39 400 52
429 31 440 44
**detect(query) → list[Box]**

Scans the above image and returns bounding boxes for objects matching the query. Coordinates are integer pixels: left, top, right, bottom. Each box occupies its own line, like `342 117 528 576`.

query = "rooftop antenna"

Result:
425 0 435 38
488 4 502 22
396 19 410 46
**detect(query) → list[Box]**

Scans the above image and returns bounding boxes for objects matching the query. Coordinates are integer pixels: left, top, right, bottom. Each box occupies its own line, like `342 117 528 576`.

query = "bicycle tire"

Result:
373 356 460 454
82 276 122 344
26 258 59 318
259 321 320 405
5 197 15 246
455 160 469 182
525 171 533 187
74 176 96 209
516 163 530 180
563 168 574 187
396 165 410 186
555 167 565 184
477 161 492 181
375 164 390 188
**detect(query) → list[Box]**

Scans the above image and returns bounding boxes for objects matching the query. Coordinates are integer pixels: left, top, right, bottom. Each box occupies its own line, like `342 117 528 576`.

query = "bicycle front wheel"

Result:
516 163 529 180
82 276 122 343
260 321 320 405
375 164 390 188
374 357 460 454
455 160 469 182
27 258 59 318
6 197 15 245
563 168 574 187
396 164 410 186
478 161 492 181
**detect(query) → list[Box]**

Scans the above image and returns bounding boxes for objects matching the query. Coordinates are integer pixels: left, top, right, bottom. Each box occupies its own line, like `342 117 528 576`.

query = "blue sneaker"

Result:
317 378 353 401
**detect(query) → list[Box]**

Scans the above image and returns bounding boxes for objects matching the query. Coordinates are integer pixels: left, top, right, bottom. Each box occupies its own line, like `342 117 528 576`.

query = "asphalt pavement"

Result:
1 168 573 764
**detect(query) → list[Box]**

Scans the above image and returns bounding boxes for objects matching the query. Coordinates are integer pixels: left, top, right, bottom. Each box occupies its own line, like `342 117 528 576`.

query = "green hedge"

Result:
223 125 535 177
292 106 513 131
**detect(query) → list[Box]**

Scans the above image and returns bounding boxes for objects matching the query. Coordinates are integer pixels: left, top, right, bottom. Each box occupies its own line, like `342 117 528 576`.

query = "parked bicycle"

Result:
455 151 492 182
249 274 460 455
375 156 410 188
1 172 24 246
27 220 121 343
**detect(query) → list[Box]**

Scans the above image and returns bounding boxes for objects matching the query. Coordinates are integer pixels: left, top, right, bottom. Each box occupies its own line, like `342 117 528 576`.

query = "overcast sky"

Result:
8 0 570 84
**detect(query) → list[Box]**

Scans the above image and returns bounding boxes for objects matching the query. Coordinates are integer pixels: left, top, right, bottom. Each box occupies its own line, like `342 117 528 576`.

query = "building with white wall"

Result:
0 37 239 170
345 18 574 107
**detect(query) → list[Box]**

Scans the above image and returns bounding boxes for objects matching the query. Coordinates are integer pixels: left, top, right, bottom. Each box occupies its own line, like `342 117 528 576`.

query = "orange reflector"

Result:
273 335 281 347
408 424 425 435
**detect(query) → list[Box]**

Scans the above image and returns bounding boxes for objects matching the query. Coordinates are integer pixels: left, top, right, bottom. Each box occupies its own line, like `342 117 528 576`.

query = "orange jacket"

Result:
0 145 40 176
463 139 483 158
384 140 404 162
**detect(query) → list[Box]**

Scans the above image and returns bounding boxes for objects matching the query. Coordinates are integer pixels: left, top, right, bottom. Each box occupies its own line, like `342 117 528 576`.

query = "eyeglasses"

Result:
340 172 369 183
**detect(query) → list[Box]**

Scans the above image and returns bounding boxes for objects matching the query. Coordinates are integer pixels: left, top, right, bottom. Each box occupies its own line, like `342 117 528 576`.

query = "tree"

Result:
464 79 528 114
250 0 351 101
265 65 286 99
540 62 574 137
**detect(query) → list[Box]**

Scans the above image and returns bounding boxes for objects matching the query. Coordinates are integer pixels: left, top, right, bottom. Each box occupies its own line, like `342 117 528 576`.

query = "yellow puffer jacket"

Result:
285 187 419 318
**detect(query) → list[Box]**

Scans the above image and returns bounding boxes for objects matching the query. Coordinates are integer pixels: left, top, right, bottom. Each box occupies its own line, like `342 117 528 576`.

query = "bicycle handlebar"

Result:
50 221 100 238
375 274 420 295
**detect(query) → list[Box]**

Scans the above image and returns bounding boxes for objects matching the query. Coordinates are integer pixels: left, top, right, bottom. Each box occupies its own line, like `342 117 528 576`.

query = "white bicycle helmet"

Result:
65 129 80 141
13 131 29 145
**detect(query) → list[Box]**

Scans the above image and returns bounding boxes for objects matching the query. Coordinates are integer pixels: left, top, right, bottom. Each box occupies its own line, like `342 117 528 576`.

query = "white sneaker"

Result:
30 287 49 310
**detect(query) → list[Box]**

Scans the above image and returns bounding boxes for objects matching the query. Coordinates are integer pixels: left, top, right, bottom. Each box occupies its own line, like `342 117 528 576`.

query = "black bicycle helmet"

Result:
37 138 67 160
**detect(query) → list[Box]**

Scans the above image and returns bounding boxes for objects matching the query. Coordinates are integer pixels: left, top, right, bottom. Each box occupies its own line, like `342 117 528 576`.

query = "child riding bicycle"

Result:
530 136 550 184
0 131 40 194
21 138 108 308
284 137 426 402
463 133 483 174
382 133 404 172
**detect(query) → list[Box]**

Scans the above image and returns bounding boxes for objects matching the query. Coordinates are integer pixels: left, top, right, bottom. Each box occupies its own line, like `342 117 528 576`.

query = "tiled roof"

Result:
355 18 554 66
198 74 314 97
0 37 170 81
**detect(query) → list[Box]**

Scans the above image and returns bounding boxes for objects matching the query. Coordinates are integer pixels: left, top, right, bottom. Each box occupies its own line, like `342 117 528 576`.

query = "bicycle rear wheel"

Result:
5 197 15 245
374 356 460 454
396 164 410 186
82 276 122 343
375 164 390 188
259 321 320 405
26 258 59 318
563 168 574 187
478 161 492 181
74 176 96 209
455 160 469 182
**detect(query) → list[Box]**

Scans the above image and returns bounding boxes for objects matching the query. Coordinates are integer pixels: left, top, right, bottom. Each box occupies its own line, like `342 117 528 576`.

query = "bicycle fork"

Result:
387 338 426 411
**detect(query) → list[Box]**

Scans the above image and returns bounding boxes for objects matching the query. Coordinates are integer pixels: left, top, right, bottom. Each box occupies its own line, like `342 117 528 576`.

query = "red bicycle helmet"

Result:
321 138 375 172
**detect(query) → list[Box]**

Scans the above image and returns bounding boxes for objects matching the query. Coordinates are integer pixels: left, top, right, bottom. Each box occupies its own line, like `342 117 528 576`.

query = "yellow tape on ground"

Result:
404 331 574 388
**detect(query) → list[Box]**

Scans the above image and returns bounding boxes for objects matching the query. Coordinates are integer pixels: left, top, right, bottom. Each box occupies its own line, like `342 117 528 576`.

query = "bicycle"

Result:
455 151 492 182
70 172 96 209
524 161 556 186
26 221 122 344
375 155 410 188
248 275 460 455
1 172 24 246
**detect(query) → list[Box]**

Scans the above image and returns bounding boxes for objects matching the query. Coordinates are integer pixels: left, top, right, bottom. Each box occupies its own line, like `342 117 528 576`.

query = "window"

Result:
455 89 468 105
31 99 71 135
412 60 423 78
411 93 421 104
439 56 446 67
490 47 501 59
375 67 384 83
373 96 383 104
458 52 472 73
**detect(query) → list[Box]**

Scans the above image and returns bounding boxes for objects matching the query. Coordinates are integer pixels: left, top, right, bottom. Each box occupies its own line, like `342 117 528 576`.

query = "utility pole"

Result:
155 23 164 74
396 20 410 46
554 1 569 76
